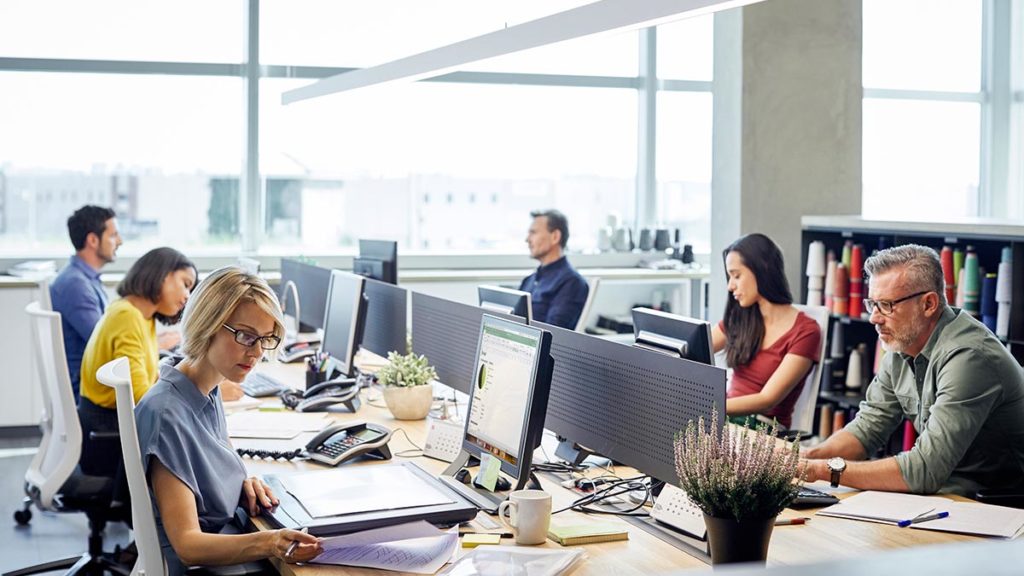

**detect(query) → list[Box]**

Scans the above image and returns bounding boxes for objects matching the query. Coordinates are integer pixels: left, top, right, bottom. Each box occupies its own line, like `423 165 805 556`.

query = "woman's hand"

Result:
268 529 322 564
241 476 279 516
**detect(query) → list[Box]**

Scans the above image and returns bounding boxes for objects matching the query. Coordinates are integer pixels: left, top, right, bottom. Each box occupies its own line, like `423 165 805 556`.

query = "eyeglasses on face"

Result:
863 290 931 316
222 324 281 350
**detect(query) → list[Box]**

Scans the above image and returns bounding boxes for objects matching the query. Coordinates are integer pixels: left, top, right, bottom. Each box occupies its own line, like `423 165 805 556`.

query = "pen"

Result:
774 517 810 526
897 511 948 528
285 526 308 558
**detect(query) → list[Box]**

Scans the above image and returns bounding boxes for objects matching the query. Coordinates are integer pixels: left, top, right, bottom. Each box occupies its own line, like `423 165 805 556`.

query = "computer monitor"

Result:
279 258 332 333
353 239 398 285
410 292 524 395
361 278 408 358
477 285 532 323
631 307 714 365
320 270 369 379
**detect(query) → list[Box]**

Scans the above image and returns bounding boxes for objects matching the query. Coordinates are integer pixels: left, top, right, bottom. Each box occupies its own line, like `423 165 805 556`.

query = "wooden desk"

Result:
235 361 989 575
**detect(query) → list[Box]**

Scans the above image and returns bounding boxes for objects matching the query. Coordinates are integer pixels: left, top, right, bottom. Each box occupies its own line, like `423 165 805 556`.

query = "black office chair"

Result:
11 302 132 576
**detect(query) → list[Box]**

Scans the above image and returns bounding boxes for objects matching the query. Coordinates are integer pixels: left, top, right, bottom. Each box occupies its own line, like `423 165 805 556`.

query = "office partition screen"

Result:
362 278 408 358
535 321 726 485
410 292 521 395
280 258 332 331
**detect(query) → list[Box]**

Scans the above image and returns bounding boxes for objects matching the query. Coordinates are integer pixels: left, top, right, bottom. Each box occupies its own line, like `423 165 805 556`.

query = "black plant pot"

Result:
703 513 775 565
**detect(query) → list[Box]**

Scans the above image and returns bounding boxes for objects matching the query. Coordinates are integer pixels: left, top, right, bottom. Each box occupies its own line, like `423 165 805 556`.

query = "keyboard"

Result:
791 485 840 508
241 373 290 398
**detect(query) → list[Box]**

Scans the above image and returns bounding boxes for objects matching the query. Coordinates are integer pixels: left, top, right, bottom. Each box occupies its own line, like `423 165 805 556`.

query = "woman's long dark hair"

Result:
722 233 793 367
117 247 196 325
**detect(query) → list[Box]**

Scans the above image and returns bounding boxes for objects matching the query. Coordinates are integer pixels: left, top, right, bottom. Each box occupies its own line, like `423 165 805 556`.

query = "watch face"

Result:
827 457 846 472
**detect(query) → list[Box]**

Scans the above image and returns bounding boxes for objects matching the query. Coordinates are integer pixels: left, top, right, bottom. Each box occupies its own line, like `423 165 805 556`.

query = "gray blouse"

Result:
136 362 248 575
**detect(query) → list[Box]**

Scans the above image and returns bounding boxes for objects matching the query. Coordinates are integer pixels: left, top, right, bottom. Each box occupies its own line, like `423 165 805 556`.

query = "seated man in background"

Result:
803 244 1024 496
519 209 589 330
50 205 122 400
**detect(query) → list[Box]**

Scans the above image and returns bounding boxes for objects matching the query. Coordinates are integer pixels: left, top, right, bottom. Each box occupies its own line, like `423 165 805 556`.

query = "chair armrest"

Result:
89 430 120 441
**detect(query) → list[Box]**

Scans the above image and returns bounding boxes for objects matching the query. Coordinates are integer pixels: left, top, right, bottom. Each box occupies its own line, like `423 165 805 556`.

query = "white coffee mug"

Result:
497 489 552 545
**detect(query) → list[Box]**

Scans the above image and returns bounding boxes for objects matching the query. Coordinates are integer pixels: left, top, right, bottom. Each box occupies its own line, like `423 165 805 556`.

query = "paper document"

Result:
912 501 1024 539
222 396 261 413
226 411 327 439
816 491 951 525
313 521 458 574
282 465 455 518
439 546 585 576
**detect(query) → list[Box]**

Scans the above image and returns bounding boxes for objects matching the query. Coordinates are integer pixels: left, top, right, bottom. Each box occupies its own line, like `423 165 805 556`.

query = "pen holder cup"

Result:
306 370 328 389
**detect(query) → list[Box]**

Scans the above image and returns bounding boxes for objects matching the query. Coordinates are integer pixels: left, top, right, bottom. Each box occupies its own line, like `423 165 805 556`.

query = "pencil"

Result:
774 517 810 526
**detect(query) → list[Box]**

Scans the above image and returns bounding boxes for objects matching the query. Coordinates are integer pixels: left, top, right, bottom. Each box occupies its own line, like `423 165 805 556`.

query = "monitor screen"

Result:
321 270 368 378
477 285 532 323
279 259 332 332
631 307 714 365
354 239 398 285
463 315 552 481
362 278 408 358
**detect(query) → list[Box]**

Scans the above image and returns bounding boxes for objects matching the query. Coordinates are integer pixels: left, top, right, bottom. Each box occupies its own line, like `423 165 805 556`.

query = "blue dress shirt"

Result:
50 255 109 398
519 256 589 329
136 363 247 575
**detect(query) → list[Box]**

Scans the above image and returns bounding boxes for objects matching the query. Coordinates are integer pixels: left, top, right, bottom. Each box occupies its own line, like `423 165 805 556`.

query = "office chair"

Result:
787 304 830 440
97 357 167 576
574 277 600 332
11 302 131 576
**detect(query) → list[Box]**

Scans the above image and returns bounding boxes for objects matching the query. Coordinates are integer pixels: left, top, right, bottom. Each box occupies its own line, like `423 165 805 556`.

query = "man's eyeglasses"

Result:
222 324 281 350
863 290 931 316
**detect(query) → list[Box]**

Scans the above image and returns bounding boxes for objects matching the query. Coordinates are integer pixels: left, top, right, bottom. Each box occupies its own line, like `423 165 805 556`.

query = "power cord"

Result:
552 475 651 517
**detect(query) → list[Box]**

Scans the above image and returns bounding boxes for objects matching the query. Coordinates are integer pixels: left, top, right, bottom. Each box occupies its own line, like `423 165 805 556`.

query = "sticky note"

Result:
478 452 501 492
462 533 501 548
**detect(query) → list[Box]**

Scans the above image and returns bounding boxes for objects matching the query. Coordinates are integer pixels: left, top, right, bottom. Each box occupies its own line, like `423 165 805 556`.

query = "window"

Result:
0 73 243 256
862 0 985 220
260 79 637 253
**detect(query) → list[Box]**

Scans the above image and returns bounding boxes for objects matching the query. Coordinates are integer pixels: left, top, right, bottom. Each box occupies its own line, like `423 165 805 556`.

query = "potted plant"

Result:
674 411 802 565
377 348 437 420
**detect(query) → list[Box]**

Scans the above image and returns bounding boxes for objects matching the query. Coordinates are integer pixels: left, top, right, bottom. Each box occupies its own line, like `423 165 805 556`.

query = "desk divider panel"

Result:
410 292 521 395
535 321 726 485
362 279 408 358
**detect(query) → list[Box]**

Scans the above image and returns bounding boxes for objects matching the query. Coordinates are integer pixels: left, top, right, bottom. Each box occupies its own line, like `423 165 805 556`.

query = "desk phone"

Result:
281 379 360 412
307 422 393 466
652 483 707 540
278 340 319 364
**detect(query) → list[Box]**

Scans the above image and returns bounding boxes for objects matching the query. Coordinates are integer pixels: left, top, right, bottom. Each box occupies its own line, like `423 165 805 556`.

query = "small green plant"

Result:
376 350 437 388
674 411 803 522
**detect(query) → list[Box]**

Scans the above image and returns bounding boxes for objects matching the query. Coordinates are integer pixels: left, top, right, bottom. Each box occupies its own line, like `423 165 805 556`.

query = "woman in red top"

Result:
711 233 821 428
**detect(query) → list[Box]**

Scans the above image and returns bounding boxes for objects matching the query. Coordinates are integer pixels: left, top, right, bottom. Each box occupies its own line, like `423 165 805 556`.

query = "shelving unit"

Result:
799 216 1024 442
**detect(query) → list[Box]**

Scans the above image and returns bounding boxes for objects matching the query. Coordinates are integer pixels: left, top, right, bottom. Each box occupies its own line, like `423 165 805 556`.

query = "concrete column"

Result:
710 0 862 323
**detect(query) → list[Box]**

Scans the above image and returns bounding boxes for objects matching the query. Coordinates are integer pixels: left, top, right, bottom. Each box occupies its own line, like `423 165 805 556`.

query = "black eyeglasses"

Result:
222 324 281 350
863 290 930 316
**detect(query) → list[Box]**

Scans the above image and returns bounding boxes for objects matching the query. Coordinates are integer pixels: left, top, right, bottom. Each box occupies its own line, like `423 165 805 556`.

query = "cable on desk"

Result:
553 475 651 517
389 427 424 458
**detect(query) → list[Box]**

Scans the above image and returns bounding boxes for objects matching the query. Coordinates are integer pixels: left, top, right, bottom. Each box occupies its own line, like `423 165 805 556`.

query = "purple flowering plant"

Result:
674 411 803 521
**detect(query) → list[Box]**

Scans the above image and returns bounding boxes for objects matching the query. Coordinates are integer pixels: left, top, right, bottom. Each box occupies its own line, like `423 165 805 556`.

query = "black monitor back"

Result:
355 239 398 285
362 278 408 358
535 320 726 485
632 307 714 365
279 258 332 332
410 292 522 395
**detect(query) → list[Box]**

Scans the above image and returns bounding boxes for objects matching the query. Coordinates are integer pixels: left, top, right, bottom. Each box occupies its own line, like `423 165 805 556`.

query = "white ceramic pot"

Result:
382 384 433 420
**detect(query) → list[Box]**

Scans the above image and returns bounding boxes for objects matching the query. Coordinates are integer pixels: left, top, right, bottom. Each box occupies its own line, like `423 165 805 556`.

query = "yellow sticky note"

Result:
462 533 501 548
478 452 501 492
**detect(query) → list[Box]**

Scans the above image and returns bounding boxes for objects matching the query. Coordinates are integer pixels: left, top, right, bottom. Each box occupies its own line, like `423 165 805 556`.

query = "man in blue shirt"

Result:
519 210 589 330
50 205 122 399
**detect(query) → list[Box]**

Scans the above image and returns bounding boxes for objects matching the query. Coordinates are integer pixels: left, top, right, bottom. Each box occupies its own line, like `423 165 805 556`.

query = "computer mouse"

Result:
494 476 512 491
454 468 473 484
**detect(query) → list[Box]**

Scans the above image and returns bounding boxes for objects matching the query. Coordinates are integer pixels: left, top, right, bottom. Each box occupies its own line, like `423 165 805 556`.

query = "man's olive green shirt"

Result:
845 307 1024 495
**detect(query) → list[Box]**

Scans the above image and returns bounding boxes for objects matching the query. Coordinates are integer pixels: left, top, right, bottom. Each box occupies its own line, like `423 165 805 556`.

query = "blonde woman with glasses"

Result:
135 267 322 575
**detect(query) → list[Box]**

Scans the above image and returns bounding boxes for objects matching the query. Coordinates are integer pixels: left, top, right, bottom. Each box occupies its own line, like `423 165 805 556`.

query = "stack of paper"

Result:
314 521 458 574
912 501 1024 539
817 491 951 526
226 411 327 439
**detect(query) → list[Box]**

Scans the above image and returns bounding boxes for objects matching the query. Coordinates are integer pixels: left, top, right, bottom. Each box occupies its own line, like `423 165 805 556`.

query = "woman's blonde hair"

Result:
181 266 285 363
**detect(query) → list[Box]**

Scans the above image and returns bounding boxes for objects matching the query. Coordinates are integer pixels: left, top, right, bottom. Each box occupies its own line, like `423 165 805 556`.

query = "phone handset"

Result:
281 378 361 413
306 421 393 466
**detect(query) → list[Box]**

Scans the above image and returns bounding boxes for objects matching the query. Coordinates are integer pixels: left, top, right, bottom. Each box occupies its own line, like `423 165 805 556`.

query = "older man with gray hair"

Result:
803 244 1024 496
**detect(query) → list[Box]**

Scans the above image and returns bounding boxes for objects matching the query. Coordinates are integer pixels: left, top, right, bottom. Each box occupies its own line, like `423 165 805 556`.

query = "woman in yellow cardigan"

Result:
78 246 197 477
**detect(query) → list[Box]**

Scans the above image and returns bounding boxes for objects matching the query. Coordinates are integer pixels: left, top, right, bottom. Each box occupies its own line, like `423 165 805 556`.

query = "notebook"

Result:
911 501 1024 539
547 522 629 546
816 491 950 526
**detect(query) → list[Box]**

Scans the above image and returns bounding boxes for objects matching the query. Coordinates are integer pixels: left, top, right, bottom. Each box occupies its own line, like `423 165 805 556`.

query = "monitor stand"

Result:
439 450 541 514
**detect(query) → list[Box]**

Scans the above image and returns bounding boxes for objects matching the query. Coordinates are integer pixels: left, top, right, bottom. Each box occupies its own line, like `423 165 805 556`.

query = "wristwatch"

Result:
826 457 847 488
